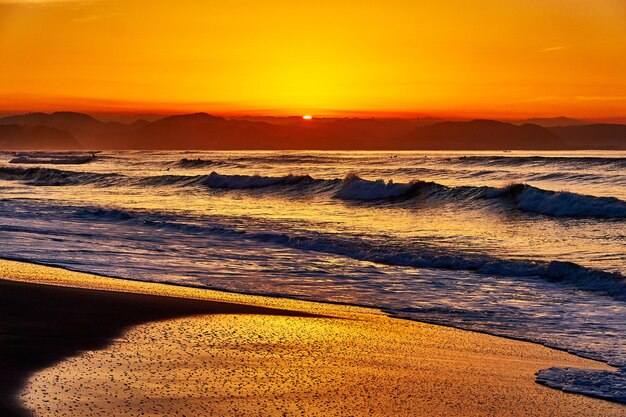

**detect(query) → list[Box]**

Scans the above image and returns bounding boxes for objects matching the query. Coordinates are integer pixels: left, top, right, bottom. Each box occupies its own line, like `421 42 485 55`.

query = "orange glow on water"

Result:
0 1 625 118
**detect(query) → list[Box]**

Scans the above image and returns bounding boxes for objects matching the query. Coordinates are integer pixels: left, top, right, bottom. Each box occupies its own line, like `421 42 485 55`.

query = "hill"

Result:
0 124 81 150
1 112 625 150
400 120 565 150
516 117 586 128
549 124 626 150
0 112 136 148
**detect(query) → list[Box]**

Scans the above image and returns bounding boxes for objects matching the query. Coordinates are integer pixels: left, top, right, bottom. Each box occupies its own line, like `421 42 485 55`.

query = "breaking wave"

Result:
334 175 626 218
0 166 118 186
201 172 320 189
2 166 625 218
483 183 626 218
174 158 218 168
10 152 97 165
138 172 326 190
334 173 422 200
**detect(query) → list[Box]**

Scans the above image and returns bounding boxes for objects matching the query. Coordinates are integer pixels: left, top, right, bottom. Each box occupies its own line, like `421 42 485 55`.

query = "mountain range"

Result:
0 112 624 150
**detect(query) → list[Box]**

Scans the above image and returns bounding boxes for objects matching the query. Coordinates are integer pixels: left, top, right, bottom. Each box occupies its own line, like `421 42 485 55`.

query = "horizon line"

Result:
2 109 626 124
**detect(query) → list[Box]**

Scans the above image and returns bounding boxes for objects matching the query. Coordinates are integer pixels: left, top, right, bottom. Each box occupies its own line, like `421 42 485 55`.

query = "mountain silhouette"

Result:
516 117 586 128
400 120 565 150
0 124 81 150
549 124 626 150
0 112 135 148
0 112 624 150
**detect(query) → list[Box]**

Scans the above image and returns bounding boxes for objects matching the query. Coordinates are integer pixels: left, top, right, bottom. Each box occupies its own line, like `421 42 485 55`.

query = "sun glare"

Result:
302 115 313 120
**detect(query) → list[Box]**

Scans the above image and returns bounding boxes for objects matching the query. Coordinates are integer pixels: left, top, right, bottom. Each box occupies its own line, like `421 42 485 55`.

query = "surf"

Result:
2 165 626 218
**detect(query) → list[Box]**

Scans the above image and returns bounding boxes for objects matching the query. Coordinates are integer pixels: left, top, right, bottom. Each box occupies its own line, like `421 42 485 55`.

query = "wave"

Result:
9 151 97 165
0 166 321 191
201 171 320 189
175 158 218 168
137 173 206 188
454 155 626 169
139 170 327 190
334 173 423 200
527 171 626 184
226 154 345 165
75 206 626 301
536 367 626 404
335 175 626 218
484 183 626 218
2 166 625 218
0 166 118 186
13 151 96 158
139 171 327 189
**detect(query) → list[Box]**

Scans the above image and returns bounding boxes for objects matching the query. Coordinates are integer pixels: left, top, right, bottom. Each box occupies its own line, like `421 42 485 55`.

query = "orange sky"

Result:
1 0 625 118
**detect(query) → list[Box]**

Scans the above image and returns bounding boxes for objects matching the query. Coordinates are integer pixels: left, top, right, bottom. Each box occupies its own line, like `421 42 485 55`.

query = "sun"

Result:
302 115 313 120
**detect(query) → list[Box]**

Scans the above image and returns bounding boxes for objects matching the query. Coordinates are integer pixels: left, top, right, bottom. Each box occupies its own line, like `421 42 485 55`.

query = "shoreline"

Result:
2 255 621 375
2 259 625 416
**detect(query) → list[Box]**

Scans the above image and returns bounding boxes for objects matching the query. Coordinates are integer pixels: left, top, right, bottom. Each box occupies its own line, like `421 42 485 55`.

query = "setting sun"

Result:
302 115 313 120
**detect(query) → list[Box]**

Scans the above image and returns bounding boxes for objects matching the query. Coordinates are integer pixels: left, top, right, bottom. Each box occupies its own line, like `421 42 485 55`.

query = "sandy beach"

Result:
1 259 624 417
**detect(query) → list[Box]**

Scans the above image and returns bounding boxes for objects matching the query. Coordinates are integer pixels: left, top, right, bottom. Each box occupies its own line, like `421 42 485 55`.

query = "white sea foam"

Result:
201 171 316 189
10 152 96 165
484 183 626 218
334 174 421 200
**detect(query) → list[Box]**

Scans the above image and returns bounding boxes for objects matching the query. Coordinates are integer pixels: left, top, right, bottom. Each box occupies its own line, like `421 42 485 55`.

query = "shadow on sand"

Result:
0 279 309 417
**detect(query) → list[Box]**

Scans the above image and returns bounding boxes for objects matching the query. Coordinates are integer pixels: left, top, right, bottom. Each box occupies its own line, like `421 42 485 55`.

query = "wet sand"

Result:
1 259 625 416
0 268 311 417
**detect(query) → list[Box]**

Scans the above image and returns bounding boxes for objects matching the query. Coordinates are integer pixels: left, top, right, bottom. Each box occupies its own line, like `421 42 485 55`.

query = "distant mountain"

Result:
0 112 137 148
0 112 103 131
91 113 171 123
588 117 626 125
0 124 81 150
400 120 564 150
549 124 626 150
0 111 624 150
516 117 586 128
116 113 431 150
119 113 282 149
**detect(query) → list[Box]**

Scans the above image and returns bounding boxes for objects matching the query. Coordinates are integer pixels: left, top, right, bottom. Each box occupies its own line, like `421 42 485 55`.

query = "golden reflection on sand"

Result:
3 260 624 417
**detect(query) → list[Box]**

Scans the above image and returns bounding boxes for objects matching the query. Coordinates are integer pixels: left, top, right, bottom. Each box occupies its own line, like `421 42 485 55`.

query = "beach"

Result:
1 259 624 417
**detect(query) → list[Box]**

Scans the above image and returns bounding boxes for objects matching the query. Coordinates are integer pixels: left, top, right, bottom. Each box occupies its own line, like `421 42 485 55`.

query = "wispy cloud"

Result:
516 96 561 103
537 45 569 53
519 95 626 103
575 96 626 101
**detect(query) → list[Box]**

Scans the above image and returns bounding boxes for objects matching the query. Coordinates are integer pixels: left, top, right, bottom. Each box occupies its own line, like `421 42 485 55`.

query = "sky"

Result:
1 0 625 118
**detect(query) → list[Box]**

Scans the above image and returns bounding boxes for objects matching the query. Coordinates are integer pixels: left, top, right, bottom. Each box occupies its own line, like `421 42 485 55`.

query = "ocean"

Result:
1 150 625 402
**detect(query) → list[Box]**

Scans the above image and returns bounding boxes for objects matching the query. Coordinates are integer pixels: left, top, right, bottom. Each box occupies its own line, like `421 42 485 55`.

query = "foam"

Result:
334 174 421 200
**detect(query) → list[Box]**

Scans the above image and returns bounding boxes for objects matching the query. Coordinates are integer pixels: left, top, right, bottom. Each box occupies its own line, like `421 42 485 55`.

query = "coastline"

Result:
1 259 625 416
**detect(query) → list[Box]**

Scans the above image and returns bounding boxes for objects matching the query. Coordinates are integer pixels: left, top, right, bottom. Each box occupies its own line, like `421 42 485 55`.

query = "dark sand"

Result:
0 279 309 417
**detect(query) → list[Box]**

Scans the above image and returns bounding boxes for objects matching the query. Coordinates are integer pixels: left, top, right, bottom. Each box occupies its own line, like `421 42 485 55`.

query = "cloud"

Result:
575 96 626 101
537 46 569 53
517 96 561 103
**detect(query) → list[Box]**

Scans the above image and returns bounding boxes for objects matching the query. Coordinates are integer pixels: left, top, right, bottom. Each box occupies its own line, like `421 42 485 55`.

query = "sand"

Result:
1 259 625 417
